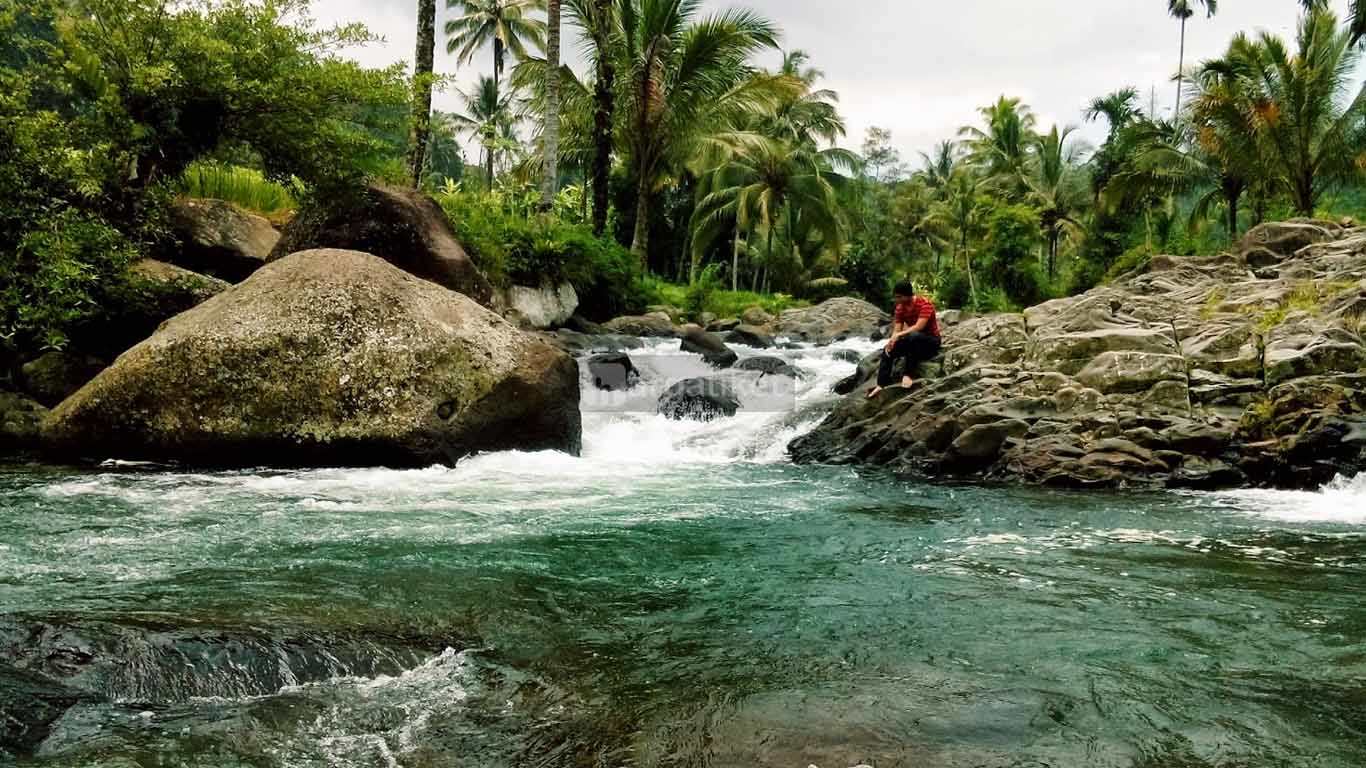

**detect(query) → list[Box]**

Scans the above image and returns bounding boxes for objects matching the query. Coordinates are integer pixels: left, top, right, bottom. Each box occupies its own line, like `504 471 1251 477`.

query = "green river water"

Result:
1 341 1363 767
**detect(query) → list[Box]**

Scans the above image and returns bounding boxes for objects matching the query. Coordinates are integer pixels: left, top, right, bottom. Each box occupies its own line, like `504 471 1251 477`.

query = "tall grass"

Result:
176 162 299 219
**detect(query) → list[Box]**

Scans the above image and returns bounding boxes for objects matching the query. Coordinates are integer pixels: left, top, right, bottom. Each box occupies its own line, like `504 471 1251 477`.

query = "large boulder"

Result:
771 298 889 345
498 281 579 329
168 198 280 282
42 249 580 467
270 184 494 307
657 378 740 421
602 312 678 337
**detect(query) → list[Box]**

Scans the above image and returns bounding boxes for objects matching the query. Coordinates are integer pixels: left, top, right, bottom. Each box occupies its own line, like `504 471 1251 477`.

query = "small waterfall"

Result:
576 338 871 467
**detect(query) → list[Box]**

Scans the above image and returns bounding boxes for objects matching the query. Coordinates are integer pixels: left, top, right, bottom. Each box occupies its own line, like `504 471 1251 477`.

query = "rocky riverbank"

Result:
791 220 1366 490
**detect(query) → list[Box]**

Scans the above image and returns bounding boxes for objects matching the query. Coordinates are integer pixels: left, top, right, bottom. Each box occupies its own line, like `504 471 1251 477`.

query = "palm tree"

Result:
408 0 438 187
761 49 846 150
1027 125 1088 279
932 170 986 299
1300 0 1366 42
426 111 468 185
1196 8 1366 216
451 74 520 188
1085 87 1142 139
563 0 619 235
891 179 951 270
540 0 561 207
690 135 845 289
1168 0 1218 117
918 140 958 195
618 0 786 268
445 0 546 89
959 96 1037 195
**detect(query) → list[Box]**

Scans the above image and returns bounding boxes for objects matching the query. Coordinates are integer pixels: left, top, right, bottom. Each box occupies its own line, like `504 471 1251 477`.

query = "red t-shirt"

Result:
893 296 940 338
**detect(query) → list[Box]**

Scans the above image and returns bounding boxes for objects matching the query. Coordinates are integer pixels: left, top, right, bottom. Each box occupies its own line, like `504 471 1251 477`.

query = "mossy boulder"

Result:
1 391 47 453
270 184 494 307
71 259 229 361
42 249 580 467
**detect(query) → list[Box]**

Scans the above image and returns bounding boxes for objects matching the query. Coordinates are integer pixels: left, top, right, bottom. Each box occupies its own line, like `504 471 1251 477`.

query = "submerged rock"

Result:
42 249 581 468
270 184 494 306
657 378 740 421
791 221 1366 489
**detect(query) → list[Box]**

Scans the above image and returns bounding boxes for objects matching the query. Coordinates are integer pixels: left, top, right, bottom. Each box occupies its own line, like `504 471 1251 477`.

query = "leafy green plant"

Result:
684 264 723 318
176 162 299 219
0 209 138 353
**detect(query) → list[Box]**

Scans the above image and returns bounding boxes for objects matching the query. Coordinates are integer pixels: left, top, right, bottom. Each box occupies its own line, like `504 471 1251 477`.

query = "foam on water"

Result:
1210 473 1366 525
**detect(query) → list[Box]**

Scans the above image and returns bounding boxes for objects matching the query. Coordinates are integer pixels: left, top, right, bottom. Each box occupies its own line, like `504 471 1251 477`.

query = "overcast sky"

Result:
312 0 1357 166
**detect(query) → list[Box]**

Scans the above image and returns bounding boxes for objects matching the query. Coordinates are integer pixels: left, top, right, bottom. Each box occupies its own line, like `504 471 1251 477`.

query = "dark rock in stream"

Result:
0 665 92 758
588 352 640 391
657 378 740 421
790 219 1366 490
0 616 434 705
679 325 738 369
735 356 798 379
0 615 441 759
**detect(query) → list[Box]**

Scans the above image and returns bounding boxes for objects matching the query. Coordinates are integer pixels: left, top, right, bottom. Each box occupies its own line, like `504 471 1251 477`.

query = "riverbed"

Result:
1 340 1363 767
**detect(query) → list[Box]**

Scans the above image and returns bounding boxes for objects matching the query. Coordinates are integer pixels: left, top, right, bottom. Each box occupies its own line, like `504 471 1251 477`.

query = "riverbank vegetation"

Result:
3 0 1366 369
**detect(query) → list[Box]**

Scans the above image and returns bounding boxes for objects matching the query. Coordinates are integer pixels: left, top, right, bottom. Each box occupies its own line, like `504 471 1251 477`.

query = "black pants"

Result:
877 332 942 386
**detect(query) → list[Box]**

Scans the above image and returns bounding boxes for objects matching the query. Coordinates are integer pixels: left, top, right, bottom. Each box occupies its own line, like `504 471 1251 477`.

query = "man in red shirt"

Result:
867 281 942 398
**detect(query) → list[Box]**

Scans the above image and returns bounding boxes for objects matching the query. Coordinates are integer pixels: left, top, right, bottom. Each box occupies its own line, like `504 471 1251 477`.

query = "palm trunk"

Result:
540 0 561 209
590 0 615 237
406 0 436 188
732 230 741 292
630 174 651 268
494 38 504 90
1175 17 1186 117
961 231 976 302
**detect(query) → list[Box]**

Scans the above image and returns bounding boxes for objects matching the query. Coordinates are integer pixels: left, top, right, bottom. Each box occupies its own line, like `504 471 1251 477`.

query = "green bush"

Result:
437 189 649 321
1104 244 1153 282
839 246 892 306
983 204 1046 308
934 269 972 310
0 209 139 355
684 264 723 318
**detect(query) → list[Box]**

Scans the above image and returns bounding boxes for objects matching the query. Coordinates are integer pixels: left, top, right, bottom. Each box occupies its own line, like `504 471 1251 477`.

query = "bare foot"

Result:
866 385 883 399
901 375 915 389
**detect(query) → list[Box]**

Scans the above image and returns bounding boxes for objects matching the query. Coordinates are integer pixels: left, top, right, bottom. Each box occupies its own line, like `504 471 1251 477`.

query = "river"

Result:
1 339 1363 767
